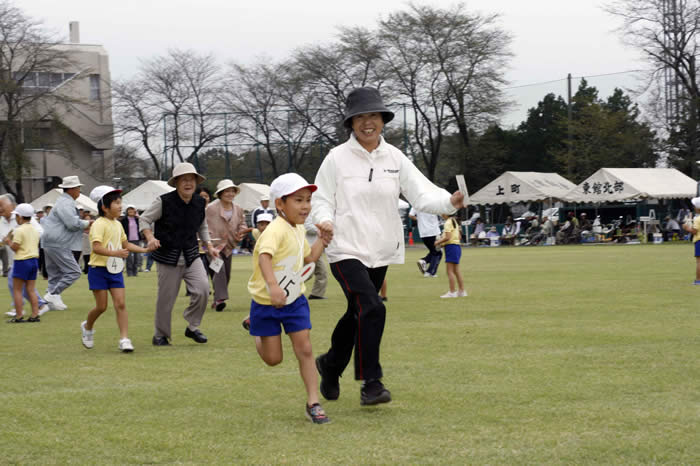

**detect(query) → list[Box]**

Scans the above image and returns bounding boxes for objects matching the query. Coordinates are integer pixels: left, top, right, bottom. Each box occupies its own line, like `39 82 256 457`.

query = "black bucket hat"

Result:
343 87 395 128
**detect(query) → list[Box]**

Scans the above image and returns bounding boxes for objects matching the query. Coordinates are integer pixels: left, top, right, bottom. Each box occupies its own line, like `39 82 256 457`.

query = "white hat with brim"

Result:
167 162 205 187
89 185 122 204
215 179 240 197
692 197 700 209
260 194 270 201
269 173 317 203
58 175 83 189
257 213 273 224
11 203 35 217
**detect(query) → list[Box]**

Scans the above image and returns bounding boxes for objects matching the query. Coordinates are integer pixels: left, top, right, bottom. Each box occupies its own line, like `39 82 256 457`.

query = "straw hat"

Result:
167 162 205 187
215 179 240 197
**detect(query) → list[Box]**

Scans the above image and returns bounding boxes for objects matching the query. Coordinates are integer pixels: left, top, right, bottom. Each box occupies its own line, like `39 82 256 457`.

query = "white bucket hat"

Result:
89 185 122 204
257 213 273 224
215 179 240 197
167 162 206 187
260 194 270 201
58 175 83 189
11 203 35 217
269 173 317 203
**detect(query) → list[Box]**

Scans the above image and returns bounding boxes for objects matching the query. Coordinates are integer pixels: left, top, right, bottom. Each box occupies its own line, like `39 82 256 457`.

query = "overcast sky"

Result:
19 0 645 127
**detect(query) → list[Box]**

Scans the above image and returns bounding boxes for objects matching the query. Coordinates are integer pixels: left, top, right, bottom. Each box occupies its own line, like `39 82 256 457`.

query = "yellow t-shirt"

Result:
248 217 311 305
442 218 462 246
12 223 40 260
693 216 700 243
89 217 127 267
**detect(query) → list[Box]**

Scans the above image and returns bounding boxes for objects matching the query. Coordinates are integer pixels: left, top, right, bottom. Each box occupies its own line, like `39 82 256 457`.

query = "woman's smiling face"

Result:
351 112 384 151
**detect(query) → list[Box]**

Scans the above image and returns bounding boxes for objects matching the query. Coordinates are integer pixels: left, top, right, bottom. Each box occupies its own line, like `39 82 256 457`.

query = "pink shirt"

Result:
127 216 139 241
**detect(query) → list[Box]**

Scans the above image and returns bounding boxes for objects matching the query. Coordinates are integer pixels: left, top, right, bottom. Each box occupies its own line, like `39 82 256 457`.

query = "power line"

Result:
503 69 644 91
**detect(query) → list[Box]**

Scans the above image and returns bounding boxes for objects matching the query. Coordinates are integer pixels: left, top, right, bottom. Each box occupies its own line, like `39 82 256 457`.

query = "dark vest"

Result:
151 191 205 267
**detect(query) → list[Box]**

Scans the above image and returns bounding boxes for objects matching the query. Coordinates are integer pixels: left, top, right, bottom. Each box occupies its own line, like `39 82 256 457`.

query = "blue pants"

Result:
421 236 442 275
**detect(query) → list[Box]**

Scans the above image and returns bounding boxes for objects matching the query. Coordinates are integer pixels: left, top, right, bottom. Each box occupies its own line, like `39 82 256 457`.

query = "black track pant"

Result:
326 259 388 381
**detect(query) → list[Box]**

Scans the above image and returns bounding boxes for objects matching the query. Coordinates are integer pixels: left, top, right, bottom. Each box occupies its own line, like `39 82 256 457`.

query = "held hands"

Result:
147 237 161 251
114 248 129 259
269 283 287 308
316 221 334 247
234 227 253 242
450 191 466 209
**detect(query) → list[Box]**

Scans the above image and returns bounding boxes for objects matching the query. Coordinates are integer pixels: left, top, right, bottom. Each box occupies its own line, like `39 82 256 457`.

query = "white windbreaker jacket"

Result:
312 134 456 268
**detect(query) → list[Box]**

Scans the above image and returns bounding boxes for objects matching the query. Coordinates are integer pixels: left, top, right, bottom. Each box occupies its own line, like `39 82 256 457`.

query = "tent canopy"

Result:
469 172 576 205
563 168 697 203
235 183 270 212
30 189 98 215
121 180 174 211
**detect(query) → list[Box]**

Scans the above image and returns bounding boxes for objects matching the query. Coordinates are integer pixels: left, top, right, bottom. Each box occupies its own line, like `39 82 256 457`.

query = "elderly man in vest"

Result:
140 162 219 346
42 176 91 310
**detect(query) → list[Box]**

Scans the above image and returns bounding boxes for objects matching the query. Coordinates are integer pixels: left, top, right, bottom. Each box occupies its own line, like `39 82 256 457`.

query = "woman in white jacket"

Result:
312 87 465 406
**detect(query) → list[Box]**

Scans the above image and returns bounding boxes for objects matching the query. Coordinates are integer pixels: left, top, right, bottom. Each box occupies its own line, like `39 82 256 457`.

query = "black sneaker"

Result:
305 403 331 424
241 316 250 331
315 354 340 401
361 379 392 406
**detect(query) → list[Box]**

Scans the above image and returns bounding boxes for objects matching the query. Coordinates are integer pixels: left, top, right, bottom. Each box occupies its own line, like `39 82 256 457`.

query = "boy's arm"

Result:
259 253 286 308
122 239 150 253
9 241 20 252
304 238 325 264
92 241 129 259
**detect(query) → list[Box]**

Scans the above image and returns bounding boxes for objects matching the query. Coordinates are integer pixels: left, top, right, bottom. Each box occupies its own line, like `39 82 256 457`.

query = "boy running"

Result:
247 173 332 424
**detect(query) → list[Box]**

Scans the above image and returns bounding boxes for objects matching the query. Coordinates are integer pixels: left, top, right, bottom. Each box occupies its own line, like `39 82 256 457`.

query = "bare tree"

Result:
0 1 87 201
605 0 700 173
113 49 233 178
380 3 512 180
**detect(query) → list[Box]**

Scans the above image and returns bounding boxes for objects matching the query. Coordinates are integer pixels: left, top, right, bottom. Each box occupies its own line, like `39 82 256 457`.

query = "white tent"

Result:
235 183 270 212
563 168 697 203
30 189 98 215
121 180 174 211
469 172 576 205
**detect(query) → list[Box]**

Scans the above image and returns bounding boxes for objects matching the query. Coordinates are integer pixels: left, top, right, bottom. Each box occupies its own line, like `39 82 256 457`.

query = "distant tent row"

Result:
468 168 697 206
30 189 98 215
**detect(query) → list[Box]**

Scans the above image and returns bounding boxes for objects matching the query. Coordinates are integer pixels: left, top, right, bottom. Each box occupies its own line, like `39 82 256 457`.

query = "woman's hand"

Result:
450 191 466 209
147 237 160 251
317 221 334 246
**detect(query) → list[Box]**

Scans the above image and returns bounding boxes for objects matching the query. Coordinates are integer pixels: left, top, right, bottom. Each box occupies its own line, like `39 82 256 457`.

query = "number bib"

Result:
105 242 124 274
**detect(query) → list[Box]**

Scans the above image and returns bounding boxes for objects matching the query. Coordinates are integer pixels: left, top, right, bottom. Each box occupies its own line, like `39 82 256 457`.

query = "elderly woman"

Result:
205 179 250 312
312 87 464 406
140 162 219 346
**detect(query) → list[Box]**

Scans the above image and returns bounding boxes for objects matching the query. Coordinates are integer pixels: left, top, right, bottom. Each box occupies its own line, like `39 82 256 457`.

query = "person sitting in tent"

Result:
501 216 517 245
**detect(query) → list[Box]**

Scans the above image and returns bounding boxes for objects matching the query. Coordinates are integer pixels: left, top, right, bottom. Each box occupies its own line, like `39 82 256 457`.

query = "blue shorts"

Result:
88 266 125 290
12 258 38 281
249 295 311 337
445 244 462 264
695 241 700 257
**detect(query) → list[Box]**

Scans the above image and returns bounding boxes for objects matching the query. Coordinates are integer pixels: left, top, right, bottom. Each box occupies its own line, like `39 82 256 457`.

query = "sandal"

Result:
7 317 25 323
27 316 40 323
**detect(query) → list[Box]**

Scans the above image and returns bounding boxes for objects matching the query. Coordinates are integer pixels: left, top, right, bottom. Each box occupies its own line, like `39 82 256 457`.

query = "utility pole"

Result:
567 73 573 179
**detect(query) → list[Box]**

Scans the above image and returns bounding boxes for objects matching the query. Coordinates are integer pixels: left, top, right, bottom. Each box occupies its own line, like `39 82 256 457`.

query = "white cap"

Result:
89 185 122 203
12 203 35 217
269 173 317 203
168 162 205 187
58 175 83 188
257 213 273 224
215 179 240 196
692 197 700 209
260 194 270 201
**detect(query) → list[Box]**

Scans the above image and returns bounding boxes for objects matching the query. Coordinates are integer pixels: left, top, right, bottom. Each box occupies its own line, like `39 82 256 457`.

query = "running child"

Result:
81 186 152 352
682 197 700 284
246 173 333 424
7 203 41 323
435 214 466 298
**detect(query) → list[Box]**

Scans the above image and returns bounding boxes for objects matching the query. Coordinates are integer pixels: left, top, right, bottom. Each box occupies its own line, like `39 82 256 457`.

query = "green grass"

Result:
2 243 699 464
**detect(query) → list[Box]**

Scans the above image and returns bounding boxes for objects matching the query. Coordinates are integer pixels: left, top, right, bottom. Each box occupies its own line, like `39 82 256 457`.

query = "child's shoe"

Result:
305 403 331 424
241 316 250 331
81 321 94 349
119 338 134 353
5 308 16 316
38 304 50 316
440 291 458 298
457 290 467 297
27 316 40 322
417 259 427 274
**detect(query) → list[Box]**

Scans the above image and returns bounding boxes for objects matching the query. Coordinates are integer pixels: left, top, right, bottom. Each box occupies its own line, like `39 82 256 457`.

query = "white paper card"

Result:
209 257 224 274
456 174 469 207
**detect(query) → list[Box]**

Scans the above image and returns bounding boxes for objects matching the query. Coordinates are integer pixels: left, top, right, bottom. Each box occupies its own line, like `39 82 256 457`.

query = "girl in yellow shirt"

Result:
435 215 466 298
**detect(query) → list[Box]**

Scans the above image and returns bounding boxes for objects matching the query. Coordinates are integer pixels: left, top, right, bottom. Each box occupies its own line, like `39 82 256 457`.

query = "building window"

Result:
90 74 100 100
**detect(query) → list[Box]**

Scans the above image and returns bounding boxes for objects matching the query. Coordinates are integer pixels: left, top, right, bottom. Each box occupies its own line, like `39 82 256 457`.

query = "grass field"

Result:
2 243 699 464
